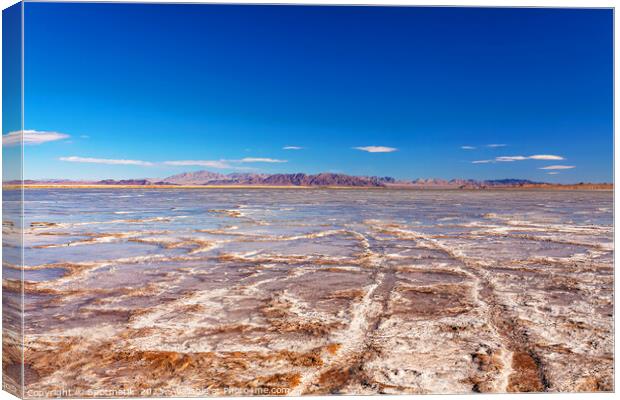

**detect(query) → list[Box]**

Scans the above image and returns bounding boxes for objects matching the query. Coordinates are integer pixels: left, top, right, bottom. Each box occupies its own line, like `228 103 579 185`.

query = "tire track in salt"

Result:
291 231 397 395
378 224 548 392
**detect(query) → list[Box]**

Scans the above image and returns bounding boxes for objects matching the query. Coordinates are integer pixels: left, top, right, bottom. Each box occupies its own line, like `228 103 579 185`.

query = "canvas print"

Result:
2 2 614 398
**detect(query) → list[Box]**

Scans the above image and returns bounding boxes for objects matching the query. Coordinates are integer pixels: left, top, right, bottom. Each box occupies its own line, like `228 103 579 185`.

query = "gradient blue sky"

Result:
13 3 614 182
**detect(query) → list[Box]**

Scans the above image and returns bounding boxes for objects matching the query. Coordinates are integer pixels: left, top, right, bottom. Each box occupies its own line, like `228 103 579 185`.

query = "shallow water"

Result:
3 189 614 395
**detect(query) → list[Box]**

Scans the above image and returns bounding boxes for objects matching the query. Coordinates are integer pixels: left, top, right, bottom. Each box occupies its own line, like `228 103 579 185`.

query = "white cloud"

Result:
539 165 575 170
461 146 476 150
237 157 287 163
474 154 566 164
496 156 527 162
354 146 398 153
164 158 285 168
3 130 70 147
164 160 232 169
59 156 153 166
283 146 303 150
528 154 564 160
486 144 506 148
59 154 288 169
547 172 560 175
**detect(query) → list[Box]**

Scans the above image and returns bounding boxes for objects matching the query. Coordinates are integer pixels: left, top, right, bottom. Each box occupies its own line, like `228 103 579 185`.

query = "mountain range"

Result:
158 171 541 188
160 171 394 187
10 170 612 189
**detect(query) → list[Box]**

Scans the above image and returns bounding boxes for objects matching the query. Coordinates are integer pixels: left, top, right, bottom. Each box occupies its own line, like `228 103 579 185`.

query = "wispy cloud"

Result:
60 155 287 169
59 156 154 166
539 165 575 170
354 146 398 153
164 157 286 168
3 130 70 147
283 146 303 150
473 154 565 164
528 154 564 160
461 146 476 150
163 160 233 169
547 172 560 175
496 156 527 162
237 157 287 163
486 144 506 148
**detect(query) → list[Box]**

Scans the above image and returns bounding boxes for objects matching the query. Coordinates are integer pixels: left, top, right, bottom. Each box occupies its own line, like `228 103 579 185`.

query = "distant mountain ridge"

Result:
161 171 232 185
161 171 540 188
8 171 612 189
163 171 388 187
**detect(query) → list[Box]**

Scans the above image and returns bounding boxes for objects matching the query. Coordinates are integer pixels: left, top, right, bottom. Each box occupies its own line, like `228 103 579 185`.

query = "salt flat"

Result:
3 189 613 395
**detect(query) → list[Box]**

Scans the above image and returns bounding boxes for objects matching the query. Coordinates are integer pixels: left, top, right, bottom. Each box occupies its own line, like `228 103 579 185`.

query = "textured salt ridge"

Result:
4 191 613 395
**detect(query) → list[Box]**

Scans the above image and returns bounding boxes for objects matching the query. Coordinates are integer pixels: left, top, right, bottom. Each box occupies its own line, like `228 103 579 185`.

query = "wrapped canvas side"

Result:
2 1 24 398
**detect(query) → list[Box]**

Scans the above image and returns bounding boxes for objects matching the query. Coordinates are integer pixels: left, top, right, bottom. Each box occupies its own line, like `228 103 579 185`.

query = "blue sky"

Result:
9 3 613 182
